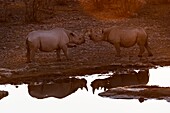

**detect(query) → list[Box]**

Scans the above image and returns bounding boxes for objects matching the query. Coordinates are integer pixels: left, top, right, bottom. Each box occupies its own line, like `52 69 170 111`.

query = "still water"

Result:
0 66 170 113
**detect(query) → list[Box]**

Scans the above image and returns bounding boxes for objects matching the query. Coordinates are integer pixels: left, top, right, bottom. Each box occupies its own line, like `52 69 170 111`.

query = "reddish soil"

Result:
0 3 170 84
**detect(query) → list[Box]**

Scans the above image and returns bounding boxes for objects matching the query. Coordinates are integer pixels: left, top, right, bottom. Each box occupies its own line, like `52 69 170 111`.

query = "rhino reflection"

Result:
91 70 149 94
28 78 88 99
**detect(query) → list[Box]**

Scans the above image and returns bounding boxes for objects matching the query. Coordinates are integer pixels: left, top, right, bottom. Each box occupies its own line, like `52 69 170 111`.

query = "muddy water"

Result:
0 66 170 113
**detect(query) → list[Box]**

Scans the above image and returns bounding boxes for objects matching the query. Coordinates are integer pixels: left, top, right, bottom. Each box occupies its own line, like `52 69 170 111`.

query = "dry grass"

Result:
79 0 146 20
146 0 170 4
1 0 170 22
79 0 170 20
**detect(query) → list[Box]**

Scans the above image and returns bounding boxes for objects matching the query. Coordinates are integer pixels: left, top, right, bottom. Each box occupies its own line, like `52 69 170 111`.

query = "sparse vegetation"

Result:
80 0 170 19
80 0 146 19
0 0 170 22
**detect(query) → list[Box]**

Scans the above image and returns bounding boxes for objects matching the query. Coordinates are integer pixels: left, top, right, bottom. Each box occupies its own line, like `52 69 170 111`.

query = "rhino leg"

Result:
29 50 36 62
26 40 37 63
26 50 35 63
26 50 31 63
26 40 31 63
26 45 35 63
114 43 121 57
138 46 145 57
145 42 153 57
61 45 70 60
56 49 61 61
26 43 30 63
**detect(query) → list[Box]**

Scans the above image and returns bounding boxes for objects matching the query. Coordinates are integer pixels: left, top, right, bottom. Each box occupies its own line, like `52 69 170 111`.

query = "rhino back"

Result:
103 26 122 41
107 28 138 47
27 29 69 51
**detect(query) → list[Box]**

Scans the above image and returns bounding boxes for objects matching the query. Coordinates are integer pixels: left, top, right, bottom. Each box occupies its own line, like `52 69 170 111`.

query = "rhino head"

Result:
87 29 105 42
67 31 85 45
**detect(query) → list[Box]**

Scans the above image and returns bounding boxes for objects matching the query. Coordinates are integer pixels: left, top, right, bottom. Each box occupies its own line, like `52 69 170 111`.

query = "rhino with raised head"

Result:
88 26 153 57
91 70 149 94
26 27 85 63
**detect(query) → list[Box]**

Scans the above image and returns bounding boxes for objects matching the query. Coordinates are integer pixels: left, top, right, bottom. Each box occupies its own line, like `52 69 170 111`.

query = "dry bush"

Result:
80 0 146 20
54 0 79 5
55 0 67 5
24 0 55 23
0 1 25 22
146 0 170 4
0 1 8 22
0 0 56 23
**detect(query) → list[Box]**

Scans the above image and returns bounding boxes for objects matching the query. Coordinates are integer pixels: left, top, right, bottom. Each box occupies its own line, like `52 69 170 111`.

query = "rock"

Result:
2 47 6 50
15 45 20 49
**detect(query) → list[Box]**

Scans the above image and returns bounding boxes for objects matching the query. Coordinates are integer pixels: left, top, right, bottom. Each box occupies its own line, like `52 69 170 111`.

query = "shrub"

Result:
146 0 170 4
24 0 55 23
80 0 146 19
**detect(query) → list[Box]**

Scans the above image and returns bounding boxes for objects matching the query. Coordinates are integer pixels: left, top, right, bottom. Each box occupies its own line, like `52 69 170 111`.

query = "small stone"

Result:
2 47 6 50
138 97 145 103
15 45 20 49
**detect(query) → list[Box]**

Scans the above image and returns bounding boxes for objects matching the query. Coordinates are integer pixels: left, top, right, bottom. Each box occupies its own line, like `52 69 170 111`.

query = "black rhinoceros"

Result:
26 27 85 63
88 26 153 57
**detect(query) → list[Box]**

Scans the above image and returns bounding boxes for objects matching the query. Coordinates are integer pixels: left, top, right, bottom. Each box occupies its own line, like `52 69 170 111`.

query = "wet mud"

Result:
99 85 170 103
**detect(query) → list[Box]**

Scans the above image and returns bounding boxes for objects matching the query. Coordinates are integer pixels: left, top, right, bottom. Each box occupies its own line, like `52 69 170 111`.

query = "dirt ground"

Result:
0 3 170 84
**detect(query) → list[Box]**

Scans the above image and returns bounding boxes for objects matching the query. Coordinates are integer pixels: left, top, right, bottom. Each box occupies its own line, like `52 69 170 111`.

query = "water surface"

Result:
0 66 170 113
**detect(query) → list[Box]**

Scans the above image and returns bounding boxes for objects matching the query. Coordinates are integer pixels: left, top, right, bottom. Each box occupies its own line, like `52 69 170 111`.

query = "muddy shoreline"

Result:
99 85 170 103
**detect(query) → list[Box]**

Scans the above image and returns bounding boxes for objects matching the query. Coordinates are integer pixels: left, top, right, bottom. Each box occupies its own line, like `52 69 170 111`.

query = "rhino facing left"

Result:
26 27 85 63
